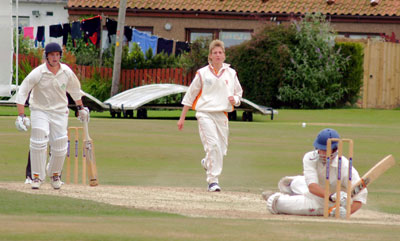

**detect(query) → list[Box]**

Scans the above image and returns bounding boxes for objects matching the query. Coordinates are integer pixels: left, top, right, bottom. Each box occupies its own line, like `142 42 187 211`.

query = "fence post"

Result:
146 69 150 84
139 69 144 86
165 68 170 84
157 68 161 84
121 70 126 91
134 69 139 86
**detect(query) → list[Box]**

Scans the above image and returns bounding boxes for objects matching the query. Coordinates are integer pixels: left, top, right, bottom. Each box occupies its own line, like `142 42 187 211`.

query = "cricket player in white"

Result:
177 40 243 192
15 42 89 190
263 128 367 217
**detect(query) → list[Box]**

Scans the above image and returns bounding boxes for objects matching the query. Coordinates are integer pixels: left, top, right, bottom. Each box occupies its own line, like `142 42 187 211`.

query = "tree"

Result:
227 25 296 107
278 13 349 108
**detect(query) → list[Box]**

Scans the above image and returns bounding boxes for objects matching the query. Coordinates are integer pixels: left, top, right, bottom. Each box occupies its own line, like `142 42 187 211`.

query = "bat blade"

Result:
85 139 98 186
351 155 395 198
83 121 98 186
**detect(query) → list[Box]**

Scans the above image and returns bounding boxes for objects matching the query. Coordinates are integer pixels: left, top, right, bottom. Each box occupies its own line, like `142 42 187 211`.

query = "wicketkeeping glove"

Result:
77 107 90 123
329 206 347 218
329 191 349 207
15 115 30 132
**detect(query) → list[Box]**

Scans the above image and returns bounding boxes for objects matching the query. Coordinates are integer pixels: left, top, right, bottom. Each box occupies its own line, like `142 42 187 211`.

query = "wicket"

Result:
66 127 86 185
323 138 353 219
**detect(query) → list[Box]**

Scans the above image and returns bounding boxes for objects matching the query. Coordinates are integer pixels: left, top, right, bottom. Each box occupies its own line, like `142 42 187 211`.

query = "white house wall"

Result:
12 0 68 47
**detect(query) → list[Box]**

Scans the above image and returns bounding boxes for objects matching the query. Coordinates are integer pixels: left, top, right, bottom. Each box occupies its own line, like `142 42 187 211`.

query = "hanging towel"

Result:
81 16 101 45
49 24 63 38
175 41 190 56
124 26 133 42
106 18 118 43
156 37 173 55
131 29 158 56
71 21 82 39
23 26 34 39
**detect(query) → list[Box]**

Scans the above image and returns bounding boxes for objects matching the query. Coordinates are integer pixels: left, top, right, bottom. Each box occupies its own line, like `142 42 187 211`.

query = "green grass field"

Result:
1 106 400 240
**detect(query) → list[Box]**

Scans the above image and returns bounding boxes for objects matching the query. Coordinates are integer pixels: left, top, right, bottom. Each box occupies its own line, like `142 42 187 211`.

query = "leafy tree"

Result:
102 42 179 69
80 72 112 101
65 37 100 66
278 13 349 108
177 37 210 73
227 25 296 107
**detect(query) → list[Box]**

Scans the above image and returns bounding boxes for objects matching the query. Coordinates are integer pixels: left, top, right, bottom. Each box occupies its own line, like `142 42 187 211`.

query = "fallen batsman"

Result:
262 128 395 218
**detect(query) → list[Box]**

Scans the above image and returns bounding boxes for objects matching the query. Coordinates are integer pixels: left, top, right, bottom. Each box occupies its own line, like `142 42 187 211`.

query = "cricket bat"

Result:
351 155 395 198
83 120 98 186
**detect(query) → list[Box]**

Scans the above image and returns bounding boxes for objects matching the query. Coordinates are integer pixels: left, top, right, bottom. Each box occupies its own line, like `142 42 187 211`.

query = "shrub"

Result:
102 42 179 69
335 42 364 106
13 59 33 86
65 37 100 66
177 37 210 73
80 71 112 101
226 25 297 107
14 33 35 55
278 13 350 109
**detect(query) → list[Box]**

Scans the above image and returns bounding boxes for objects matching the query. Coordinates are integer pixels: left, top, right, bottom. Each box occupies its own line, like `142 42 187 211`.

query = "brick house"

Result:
66 0 400 46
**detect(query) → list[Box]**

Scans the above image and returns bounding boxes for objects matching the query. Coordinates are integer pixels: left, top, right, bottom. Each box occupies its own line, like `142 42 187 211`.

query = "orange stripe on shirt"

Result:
192 88 202 110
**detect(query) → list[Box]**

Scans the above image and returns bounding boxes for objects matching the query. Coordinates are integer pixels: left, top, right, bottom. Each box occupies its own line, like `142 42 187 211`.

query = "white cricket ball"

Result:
302 122 306 128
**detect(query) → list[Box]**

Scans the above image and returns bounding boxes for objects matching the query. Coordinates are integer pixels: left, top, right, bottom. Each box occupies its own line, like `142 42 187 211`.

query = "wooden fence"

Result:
362 40 400 109
14 54 195 91
120 68 195 91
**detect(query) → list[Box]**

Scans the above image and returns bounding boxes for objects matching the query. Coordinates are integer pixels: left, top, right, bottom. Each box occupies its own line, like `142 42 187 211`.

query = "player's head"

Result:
208 39 225 64
44 42 62 67
314 128 340 163
314 128 340 151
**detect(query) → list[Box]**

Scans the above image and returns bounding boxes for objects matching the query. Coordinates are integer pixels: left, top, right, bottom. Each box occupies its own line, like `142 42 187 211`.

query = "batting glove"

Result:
77 106 90 123
329 206 347 218
15 115 30 132
329 191 349 207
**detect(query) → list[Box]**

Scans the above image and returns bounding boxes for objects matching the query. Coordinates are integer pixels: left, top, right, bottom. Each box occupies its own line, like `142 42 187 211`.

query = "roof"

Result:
19 0 67 3
67 0 400 17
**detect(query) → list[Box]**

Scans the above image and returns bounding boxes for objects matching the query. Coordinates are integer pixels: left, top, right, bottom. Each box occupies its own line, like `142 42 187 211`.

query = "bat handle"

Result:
83 120 91 141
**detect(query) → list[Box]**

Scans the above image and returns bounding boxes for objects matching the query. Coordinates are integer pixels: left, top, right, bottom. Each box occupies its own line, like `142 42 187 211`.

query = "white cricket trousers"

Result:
30 108 69 180
196 111 229 184
276 176 325 216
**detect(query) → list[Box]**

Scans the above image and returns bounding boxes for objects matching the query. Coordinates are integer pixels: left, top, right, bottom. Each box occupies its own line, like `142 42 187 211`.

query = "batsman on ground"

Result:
263 128 367 217
15 42 89 190
177 39 243 192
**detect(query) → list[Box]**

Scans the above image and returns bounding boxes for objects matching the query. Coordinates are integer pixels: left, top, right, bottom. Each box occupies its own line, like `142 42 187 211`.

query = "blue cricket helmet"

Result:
313 128 340 150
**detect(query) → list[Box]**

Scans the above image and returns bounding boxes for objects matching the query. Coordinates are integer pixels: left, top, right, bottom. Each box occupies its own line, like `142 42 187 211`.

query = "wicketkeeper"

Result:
262 128 368 217
177 40 243 192
15 42 89 190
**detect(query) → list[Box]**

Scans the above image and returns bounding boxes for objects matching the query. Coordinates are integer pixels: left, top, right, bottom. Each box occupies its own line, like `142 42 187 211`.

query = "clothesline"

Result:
22 15 190 56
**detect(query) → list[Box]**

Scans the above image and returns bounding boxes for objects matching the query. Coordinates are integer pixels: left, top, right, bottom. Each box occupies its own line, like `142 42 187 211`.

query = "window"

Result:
46 12 53 16
134 26 153 35
12 16 30 28
188 30 216 42
186 29 252 47
220 31 252 47
338 32 382 40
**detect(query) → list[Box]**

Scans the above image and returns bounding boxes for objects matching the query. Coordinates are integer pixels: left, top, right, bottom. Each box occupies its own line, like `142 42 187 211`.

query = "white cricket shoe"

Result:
51 173 63 190
266 193 281 214
261 191 275 201
201 159 207 171
208 183 221 192
31 177 42 189
25 177 32 184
